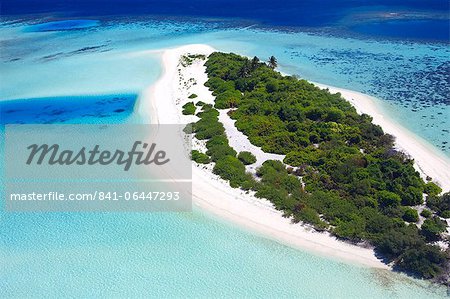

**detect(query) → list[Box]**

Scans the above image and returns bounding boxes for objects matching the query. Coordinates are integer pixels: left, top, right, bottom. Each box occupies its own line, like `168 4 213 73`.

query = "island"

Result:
139 44 450 284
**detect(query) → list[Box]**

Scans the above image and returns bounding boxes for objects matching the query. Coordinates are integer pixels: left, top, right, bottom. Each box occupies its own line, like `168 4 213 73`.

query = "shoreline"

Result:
137 44 391 269
136 43 449 270
312 82 450 192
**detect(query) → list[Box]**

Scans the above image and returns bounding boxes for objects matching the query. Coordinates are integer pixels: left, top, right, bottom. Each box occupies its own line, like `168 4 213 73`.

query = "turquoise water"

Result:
1 211 446 298
1 18 449 297
24 20 100 32
1 19 448 154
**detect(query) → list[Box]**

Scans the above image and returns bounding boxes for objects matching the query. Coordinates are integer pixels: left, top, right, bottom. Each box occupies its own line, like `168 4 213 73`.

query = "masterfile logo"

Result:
4 124 192 212
25 141 170 171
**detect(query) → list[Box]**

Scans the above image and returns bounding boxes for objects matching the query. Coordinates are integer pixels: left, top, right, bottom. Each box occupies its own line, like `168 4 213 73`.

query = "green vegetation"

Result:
421 217 447 241
214 156 254 188
427 192 450 218
188 93 198 99
442 210 450 219
196 100 205 106
191 150 211 164
268 56 278 69
189 104 255 189
402 208 419 223
420 209 432 218
238 151 257 165
182 102 196 115
200 52 449 280
395 244 447 279
180 54 206 67
424 182 442 196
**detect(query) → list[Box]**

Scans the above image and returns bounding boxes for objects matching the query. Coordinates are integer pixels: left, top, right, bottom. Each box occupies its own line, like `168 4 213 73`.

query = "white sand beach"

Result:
136 44 450 269
313 83 450 192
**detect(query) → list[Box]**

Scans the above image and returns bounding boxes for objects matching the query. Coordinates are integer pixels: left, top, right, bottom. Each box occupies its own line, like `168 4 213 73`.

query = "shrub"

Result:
333 214 366 241
257 160 288 177
377 190 401 208
183 123 195 134
206 135 229 148
401 186 424 206
375 225 422 259
402 208 419 223
196 101 206 106
395 245 447 279
238 151 257 165
213 156 248 188
215 89 242 109
191 150 210 164
421 217 447 241
424 182 442 196
255 184 289 209
441 210 450 218
420 209 432 218
284 147 319 166
293 206 328 230
426 192 450 217
207 144 237 162
181 54 205 66
188 93 198 99
195 124 224 140
182 102 196 115
193 108 225 140
241 177 256 191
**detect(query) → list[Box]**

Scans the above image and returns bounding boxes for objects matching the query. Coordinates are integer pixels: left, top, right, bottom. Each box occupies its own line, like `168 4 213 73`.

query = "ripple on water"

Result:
24 20 100 32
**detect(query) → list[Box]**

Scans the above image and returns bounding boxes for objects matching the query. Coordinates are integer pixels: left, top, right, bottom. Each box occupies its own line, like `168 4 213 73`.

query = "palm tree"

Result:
268 56 277 69
251 56 260 71
238 60 251 78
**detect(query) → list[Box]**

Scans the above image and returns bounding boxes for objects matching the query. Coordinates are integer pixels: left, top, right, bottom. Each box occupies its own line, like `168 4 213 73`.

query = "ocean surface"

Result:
0 94 137 124
1 1 449 297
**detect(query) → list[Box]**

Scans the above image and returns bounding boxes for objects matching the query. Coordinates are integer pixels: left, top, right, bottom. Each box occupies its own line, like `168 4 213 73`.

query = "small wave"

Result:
24 20 100 32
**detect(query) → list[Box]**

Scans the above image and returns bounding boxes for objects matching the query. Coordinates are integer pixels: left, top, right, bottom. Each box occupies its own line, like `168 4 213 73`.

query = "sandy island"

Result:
135 44 450 269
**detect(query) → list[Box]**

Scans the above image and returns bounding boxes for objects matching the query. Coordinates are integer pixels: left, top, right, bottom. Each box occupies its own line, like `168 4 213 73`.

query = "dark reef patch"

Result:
24 20 100 32
0 94 137 124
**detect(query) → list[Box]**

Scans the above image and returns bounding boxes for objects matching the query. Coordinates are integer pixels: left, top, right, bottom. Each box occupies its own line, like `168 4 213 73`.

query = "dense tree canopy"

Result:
194 52 449 280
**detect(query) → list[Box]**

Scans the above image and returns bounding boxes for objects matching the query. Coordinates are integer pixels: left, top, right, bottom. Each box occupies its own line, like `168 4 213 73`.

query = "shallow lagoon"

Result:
0 18 449 298
2 19 448 154
24 20 100 32
1 207 446 298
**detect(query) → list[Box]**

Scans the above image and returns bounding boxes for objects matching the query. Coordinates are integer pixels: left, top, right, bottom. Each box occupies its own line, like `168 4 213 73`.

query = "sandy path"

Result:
135 44 394 269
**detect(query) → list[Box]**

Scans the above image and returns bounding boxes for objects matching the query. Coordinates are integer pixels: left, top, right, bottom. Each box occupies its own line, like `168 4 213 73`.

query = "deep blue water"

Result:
2 0 449 42
0 94 137 124
350 19 450 41
24 19 100 32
